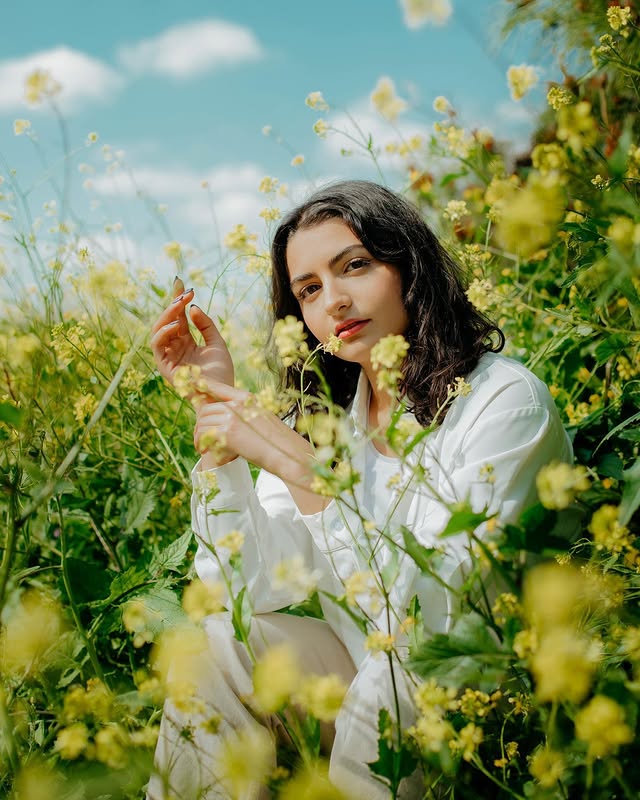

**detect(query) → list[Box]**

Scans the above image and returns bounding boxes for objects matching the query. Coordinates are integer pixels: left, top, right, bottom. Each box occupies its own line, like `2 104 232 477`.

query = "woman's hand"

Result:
150 278 234 392
193 380 328 514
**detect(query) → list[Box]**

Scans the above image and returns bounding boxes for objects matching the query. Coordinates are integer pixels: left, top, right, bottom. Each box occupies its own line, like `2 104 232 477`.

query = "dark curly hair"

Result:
270 180 504 426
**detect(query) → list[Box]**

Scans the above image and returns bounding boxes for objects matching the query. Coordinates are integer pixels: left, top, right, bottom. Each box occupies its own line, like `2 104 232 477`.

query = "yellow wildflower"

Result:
273 315 310 366
536 460 590 509
531 142 568 175
529 747 565 787
608 216 640 252
253 643 301 713
589 504 632 554
607 6 632 34
305 91 329 111
450 722 483 761
433 95 450 113
259 176 279 193
313 119 329 138
73 393 98 424
547 86 574 110
290 155 305 167
182 579 225 623
272 555 321 598
371 334 409 392
466 278 495 312
575 695 633 758
370 76 407 120
409 710 455 752
94 724 128 769
55 723 90 760
215 529 245 556
442 199 469 223
294 674 348 722
400 0 452 28
556 101 597 154
507 64 538 101
13 119 31 136
344 570 382 614
531 628 598 703
224 223 257 254
122 598 156 648
0 590 65 677
25 69 61 104
364 631 395 653
152 624 209 686
163 241 182 262
523 562 586 630
279 761 347 800
259 206 282 221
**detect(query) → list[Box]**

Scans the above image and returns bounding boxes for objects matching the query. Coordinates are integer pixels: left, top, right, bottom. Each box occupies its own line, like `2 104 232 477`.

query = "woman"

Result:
148 181 571 799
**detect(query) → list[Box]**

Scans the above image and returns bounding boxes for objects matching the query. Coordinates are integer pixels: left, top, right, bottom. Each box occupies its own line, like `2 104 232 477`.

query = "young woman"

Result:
148 180 572 799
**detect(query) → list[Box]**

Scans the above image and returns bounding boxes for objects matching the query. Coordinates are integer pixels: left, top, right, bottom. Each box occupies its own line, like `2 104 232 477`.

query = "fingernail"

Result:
171 294 184 304
173 275 180 284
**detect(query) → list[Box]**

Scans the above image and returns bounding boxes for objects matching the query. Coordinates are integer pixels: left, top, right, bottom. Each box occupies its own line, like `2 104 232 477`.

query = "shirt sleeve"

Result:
191 457 318 612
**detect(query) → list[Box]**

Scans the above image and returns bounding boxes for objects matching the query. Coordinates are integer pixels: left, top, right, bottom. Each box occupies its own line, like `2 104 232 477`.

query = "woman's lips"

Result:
336 319 369 339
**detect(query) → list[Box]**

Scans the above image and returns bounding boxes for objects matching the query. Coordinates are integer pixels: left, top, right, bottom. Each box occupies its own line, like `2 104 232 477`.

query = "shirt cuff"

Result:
191 457 254 508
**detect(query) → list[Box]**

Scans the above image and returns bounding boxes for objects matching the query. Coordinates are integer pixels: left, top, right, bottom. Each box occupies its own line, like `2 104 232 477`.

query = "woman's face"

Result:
286 219 409 377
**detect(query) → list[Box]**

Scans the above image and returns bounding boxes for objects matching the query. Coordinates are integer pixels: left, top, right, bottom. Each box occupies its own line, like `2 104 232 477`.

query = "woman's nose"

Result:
324 283 351 316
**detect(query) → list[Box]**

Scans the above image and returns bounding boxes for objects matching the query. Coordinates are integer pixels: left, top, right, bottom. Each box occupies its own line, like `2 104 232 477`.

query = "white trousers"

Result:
146 612 421 800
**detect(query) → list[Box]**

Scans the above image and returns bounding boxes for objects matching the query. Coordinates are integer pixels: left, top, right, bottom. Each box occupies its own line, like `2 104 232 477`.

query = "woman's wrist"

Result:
199 451 239 471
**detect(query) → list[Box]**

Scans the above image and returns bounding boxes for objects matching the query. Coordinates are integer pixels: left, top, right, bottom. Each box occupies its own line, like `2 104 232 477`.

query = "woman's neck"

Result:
367 380 399 456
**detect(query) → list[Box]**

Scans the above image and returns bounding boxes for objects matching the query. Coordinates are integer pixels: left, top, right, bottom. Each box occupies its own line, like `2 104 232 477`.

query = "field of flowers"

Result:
1 1 639 798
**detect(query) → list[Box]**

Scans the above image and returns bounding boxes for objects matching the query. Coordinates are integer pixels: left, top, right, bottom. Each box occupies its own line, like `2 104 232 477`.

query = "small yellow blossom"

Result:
591 173 610 189
575 695 633 758
465 278 495 312
94 724 128 769
523 562 587 631
272 555 321 598
442 199 469 223
547 86 574 110
313 118 329 138
253 643 301 713
279 761 347 800
557 101 597 154
434 121 473 158
344 570 382 614
608 216 640 251
529 747 566 787
259 206 282 221
531 142 568 175
25 69 61 104
73 393 98 424
122 598 156 648
607 6 632 34
273 315 310 366
507 64 538 101
163 241 182 262
450 722 483 761
224 223 258 254
364 631 395 653
589 504 632 554
294 674 348 721
55 723 90 760
536 460 590 509
371 334 409 391
371 76 408 121
290 154 305 167
13 119 31 135
400 0 452 28
531 628 598 703
433 95 450 113
216 529 245 556
258 176 279 193
492 592 521 625
0 590 65 676
182 579 225 622
305 91 329 110
322 333 342 354
447 376 472 398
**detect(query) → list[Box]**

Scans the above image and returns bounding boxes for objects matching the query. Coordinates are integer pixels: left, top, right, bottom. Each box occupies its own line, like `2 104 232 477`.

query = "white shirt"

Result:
192 353 572 666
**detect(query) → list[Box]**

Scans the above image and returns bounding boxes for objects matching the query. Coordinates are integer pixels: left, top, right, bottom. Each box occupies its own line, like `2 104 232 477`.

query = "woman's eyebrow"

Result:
289 244 367 290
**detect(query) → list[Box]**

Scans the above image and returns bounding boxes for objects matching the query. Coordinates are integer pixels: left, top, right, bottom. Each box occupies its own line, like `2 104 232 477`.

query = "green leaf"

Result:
122 586 184 638
405 595 427 652
405 613 505 690
594 334 629 365
439 504 489 538
148 529 192 575
0 401 24 429
319 591 368 635
620 457 640 527
368 709 418 795
400 526 439 572
232 586 252 643
64 557 113 605
100 566 149 606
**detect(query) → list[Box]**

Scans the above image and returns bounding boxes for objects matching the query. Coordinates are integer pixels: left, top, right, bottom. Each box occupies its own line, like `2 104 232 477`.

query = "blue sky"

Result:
0 0 554 288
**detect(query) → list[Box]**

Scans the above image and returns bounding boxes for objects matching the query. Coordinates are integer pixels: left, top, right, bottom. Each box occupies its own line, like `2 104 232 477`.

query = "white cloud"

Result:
0 47 123 112
89 162 264 199
117 19 264 79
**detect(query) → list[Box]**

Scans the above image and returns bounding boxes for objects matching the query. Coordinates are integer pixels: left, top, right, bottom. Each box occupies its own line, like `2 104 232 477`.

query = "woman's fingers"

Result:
172 275 185 298
151 288 194 336
188 304 226 348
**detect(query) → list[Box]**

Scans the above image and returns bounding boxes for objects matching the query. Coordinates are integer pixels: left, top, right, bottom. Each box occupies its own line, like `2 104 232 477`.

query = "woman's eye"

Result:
298 284 320 300
345 258 370 272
